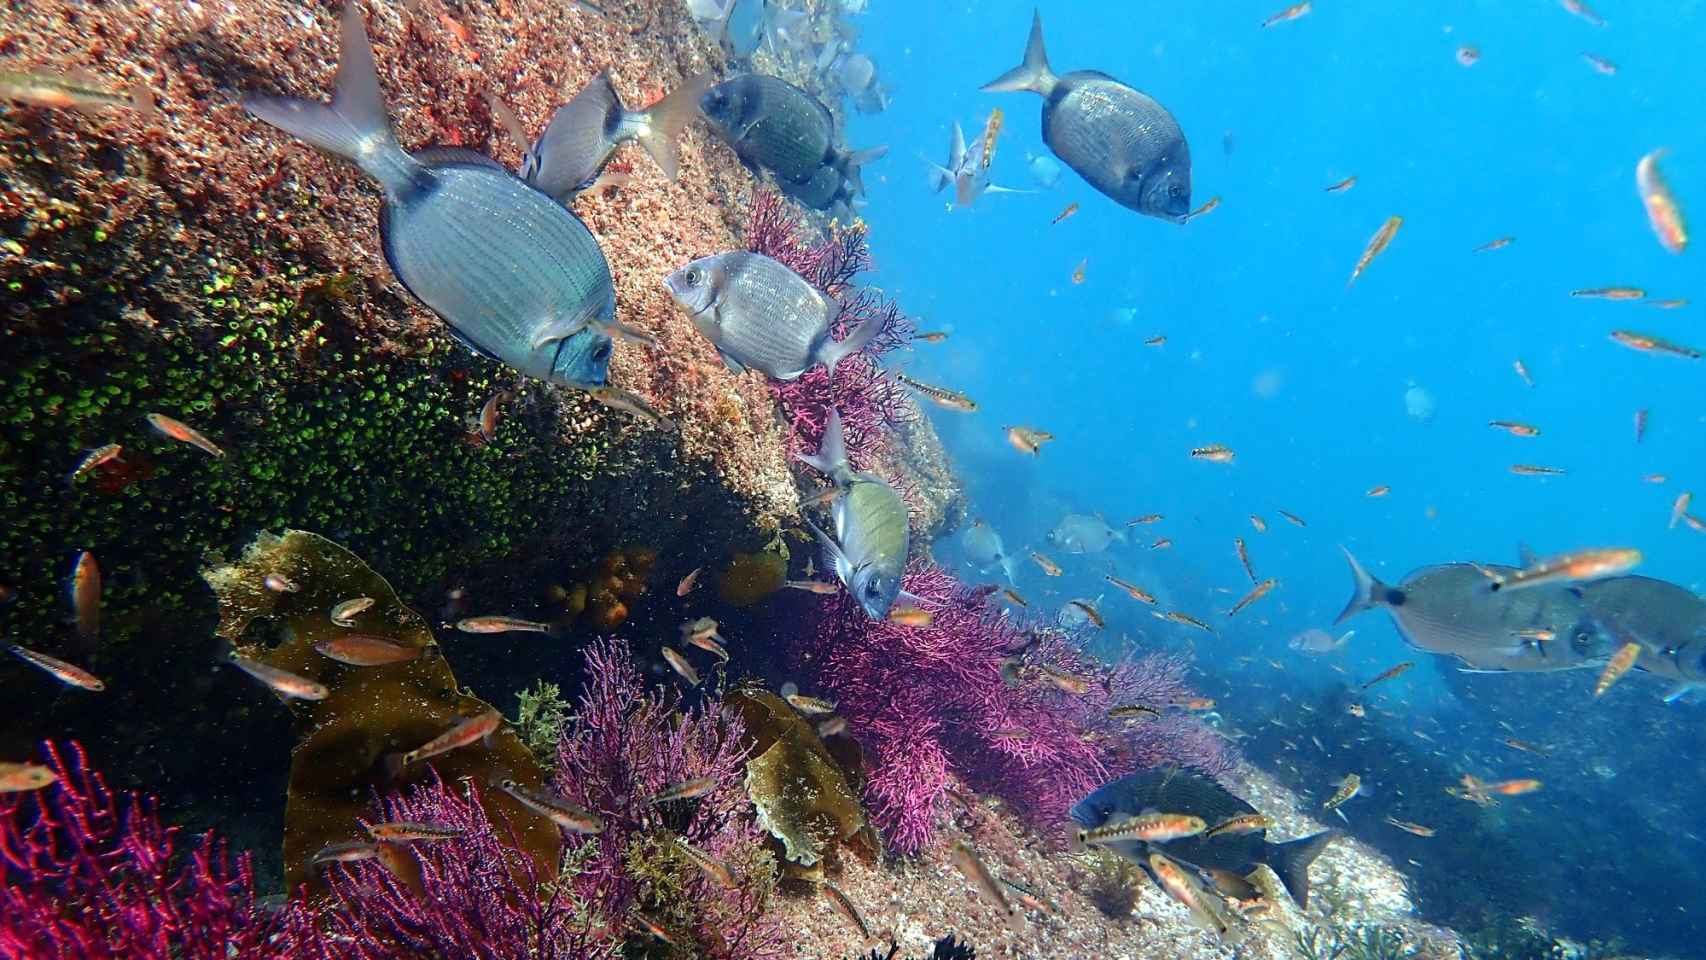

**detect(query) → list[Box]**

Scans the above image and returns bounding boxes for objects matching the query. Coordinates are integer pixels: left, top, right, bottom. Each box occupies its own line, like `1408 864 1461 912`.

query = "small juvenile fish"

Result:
914 331 950 343
1348 216 1403 286
225 652 324 700
1595 642 1641 697
1456 46 1480 67
1051 202 1079 225
1249 514 1267 534
1186 195 1220 220
1486 778 1542 796
1501 737 1550 757
1162 611 1213 634
1323 773 1362 811
674 836 736 887
1686 514 1706 534
1204 813 1273 839
477 392 504 442
68 444 123 484
680 616 726 646
586 387 676 431
1361 661 1415 690
1645 298 1689 309
330 597 375 626
817 716 847 737
314 634 421 666
1000 588 1029 608
631 913 676 945
145 413 224 458
686 632 729 661
978 107 1004 169
1129 513 1164 525
1610 330 1701 360
1041 664 1090 695
949 842 1022 932
70 551 100 645
1105 575 1156 604
1385 817 1436 837
1227 578 1278 618
0 69 155 115
1513 359 1534 387
1491 547 1640 592
1573 287 1645 300
368 821 462 842
1561 0 1605 27
992 727 1030 740
1144 334 1166 346
309 841 379 867
1235 538 1257 583
999 876 1061 917
1635 409 1648 443
264 573 299 593
1108 704 1161 721
1078 813 1206 846
1150 537 1172 550
785 693 838 715
1191 444 1235 463
457 615 552 634
1005 425 1054 456
822 882 870 939
1646 473 1668 484
786 579 840 595
1178 696 1216 710
399 709 503 767
888 606 934 628
1261 2 1312 28
1148 853 1224 933
676 567 701 597
1066 600 1104 629
1488 420 1540 437
896 372 977 412
1582 53 1617 75
1672 491 1693 529
1324 175 1357 193
1070 258 1087 284
1367 484 1391 497
1636 149 1687 254
1510 464 1567 477
0 761 58 793
493 778 605 833
661 646 700 686
1277 509 1307 527
1346 702 1366 718
651 777 718 804
1029 551 1062 576
1474 236 1514 252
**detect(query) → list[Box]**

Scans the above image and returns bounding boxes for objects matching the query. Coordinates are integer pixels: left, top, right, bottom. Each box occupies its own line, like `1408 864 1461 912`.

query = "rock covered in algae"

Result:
728 687 875 867
200 529 558 893
717 547 789 606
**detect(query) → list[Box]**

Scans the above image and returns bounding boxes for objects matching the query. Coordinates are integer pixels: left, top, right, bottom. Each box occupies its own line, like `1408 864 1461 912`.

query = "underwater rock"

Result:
728 686 876 867
201 529 558 894
717 547 789 606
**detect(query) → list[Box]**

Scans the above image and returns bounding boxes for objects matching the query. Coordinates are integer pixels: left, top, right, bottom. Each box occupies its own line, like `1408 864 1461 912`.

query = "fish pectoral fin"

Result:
1663 682 1701 704
715 348 748 374
444 323 502 362
529 310 598 353
803 517 853 583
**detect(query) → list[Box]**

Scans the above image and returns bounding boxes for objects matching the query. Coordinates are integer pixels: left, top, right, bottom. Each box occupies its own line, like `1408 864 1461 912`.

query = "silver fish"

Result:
960 519 1019 585
243 3 616 388
982 11 1190 221
521 71 707 201
1578 576 1706 701
925 121 1024 208
1047 513 1125 554
797 409 910 620
698 74 885 215
664 251 880 380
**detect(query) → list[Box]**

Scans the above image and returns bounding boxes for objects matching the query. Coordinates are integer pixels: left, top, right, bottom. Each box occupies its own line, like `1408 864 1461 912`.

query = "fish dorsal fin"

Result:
413 145 508 171
1518 542 1538 567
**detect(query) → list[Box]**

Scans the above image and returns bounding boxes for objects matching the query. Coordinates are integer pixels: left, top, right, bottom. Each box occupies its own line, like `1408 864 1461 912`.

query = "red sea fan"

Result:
0 740 279 960
793 564 1233 855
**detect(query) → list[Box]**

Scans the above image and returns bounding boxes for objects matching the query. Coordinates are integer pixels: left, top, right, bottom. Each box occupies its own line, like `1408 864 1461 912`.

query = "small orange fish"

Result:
999 588 1029 608
1129 514 1164 524
7 643 105 691
677 567 701 597
1634 409 1648 443
1486 778 1542 797
1191 444 1235 463
1582 53 1617 75
1611 330 1700 360
1249 514 1267 533
1029 551 1062 576
978 107 1004 170
1561 0 1605 27
914 330 950 343
368 821 462 842
1488 420 1540 437
1324 175 1357 193
70 551 100 646
1067 599 1104 629
1362 660 1415 690
477 392 505 442
397 709 503 767
1227 578 1277 618
67 444 123 485
1644 473 1666 484
1595 642 1641 697
1510 464 1567 477
145 412 225 458
313 634 422 666
1277 509 1306 527
1385 817 1436 837
1162 612 1214 635
888 606 935 628
1683 514 1706 533
1144 335 1167 347
1474 236 1514 252
1513 359 1534 387
0 69 156 116
1070 258 1087 284
1348 216 1403 286
1005 425 1055 456
225 651 326 701
0 761 59 793
1187 196 1221 220
1366 485 1391 497
1179 696 1216 710
1671 491 1692 529
1150 537 1173 550
661 646 700 686
1636 149 1687 254
1573 287 1646 300
1456 46 1480 67
1645 298 1689 309
1260 1 1311 27
1105 575 1155 604
1051 202 1079 225
1041 665 1090 695
785 579 839 595
1234 538 1257 582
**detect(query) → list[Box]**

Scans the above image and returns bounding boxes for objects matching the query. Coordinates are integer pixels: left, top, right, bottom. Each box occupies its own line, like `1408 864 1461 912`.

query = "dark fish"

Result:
244 3 616 387
1070 769 1335 908
699 73 885 217
797 410 909 619
521 71 708 201
982 11 1190 221
664 252 880 380
1578 576 1706 701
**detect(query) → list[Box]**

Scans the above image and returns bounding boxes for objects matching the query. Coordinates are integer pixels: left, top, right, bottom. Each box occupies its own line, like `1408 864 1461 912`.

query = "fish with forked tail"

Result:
796 409 910 620
521 71 709 201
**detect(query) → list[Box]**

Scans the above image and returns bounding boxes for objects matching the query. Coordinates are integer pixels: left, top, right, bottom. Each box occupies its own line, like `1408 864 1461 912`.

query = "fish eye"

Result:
593 341 612 362
1167 182 1184 200
685 268 702 286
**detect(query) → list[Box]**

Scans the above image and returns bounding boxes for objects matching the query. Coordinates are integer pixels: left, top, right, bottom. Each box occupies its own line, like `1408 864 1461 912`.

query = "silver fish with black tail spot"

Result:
242 3 616 387
1047 513 1126 554
521 70 709 202
982 9 1191 222
961 519 1020 586
663 251 880 380
796 409 910 620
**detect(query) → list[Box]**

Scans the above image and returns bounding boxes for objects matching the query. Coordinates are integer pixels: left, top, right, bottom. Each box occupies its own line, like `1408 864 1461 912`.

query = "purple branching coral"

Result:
0 740 279 960
794 564 1234 855
744 190 915 463
554 637 786 960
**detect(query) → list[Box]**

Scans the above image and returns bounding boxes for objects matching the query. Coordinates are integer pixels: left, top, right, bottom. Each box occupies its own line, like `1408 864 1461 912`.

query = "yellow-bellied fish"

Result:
1348 216 1402 286
798 410 910 620
1636 149 1687 254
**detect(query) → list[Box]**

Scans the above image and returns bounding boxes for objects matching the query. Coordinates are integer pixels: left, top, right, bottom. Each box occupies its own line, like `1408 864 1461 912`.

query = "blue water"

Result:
844 1 1705 951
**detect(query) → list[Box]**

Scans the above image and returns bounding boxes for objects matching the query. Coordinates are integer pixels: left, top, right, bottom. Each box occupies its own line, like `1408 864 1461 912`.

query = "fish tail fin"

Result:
635 71 711 180
1268 830 1337 909
820 309 884 373
925 157 954 194
980 9 1058 97
242 3 421 197
1000 553 1020 586
838 144 888 198
1334 547 1391 625
803 515 853 583
795 408 850 482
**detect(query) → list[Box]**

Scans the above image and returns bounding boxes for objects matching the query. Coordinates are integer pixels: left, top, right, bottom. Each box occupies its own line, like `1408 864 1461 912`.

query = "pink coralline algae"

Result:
0 740 278 960
554 636 786 960
743 191 915 464
794 564 1233 855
